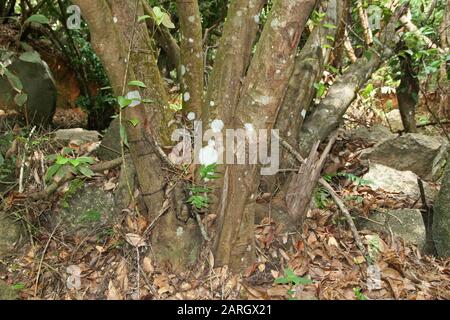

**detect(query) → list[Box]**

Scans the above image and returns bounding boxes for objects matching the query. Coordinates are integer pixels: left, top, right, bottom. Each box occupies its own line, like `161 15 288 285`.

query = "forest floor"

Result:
1 105 449 300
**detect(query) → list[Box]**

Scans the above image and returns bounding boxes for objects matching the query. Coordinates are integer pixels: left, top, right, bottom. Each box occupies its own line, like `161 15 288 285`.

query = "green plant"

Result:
314 186 331 209
199 163 219 180
353 287 368 300
79 210 101 223
187 164 219 211
275 268 313 300
323 172 372 186
45 154 95 182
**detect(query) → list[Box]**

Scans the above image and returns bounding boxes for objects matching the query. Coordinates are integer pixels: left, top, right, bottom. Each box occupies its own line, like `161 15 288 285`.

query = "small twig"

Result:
34 221 60 297
19 126 36 193
194 209 210 242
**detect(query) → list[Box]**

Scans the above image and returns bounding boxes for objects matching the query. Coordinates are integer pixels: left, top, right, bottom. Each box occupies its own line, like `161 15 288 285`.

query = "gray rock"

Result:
0 214 21 257
383 109 404 132
351 124 396 145
97 118 121 160
433 160 450 257
358 209 426 250
362 133 448 180
58 183 116 237
54 128 100 144
0 53 56 125
362 163 436 201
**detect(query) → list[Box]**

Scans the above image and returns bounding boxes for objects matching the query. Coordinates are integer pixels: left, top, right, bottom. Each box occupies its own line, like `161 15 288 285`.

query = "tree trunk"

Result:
176 0 204 119
397 50 419 133
439 0 450 121
272 0 344 192
74 0 201 272
213 0 317 270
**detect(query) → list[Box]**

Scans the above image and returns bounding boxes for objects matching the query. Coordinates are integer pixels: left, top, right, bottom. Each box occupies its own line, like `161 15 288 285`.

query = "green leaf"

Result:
129 119 140 127
14 93 28 107
68 159 81 167
152 6 164 25
4 69 23 92
118 96 132 109
11 283 25 290
25 14 50 25
120 124 129 147
45 163 62 181
152 6 175 29
19 51 41 63
128 80 146 88
56 155 69 165
76 156 95 165
161 14 175 29
78 165 94 178
323 23 337 29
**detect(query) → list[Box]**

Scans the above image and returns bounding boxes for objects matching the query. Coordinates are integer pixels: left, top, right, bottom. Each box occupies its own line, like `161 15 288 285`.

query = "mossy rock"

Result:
0 214 22 257
0 52 56 125
0 282 18 300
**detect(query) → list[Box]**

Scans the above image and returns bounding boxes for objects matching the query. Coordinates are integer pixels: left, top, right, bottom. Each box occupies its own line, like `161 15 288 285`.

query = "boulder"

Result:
97 118 121 160
433 161 450 257
362 133 448 180
383 109 404 132
54 128 100 144
0 214 21 257
362 163 436 201
58 183 116 237
0 52 57 125
350 124 396 145
358 209 426 250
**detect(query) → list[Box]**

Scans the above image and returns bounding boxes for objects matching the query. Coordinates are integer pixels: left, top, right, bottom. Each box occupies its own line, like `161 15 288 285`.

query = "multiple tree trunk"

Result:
73 0 411 272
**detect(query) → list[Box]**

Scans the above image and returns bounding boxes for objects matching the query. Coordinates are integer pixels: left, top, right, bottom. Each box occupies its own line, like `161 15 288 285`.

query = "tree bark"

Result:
273 0 344 191
298 9 402 156
176 0 204 119
74 0 201 272
214 0 317 270
397 49 419 133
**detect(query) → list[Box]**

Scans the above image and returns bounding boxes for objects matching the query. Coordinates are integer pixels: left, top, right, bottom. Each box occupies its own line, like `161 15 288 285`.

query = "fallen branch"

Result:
19 126 36 193
28 157 123 201
278 134 372 264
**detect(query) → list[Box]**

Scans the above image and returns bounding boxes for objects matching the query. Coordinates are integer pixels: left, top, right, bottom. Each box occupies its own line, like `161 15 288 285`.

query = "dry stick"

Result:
277 135 372 264
19 126 36 193
34 221 61 297
29 157 123 200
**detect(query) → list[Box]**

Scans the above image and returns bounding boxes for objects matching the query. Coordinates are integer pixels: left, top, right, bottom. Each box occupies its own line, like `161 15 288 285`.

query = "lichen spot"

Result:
188 16 195 23
184 92 191 102
113 16 118 23
176 227 184 237
271 18 279 29
187 112 196 121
